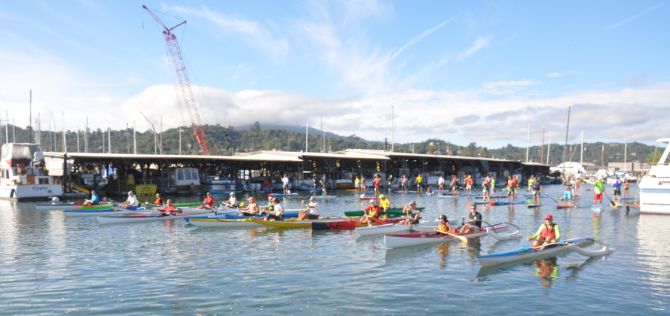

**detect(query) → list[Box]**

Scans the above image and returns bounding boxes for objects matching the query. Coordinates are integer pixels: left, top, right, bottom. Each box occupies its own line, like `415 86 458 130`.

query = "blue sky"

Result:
1 0 669 148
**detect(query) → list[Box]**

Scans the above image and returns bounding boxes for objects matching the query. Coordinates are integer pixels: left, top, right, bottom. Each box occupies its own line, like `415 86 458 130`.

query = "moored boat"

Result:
0 143 63 200
639 138 670 215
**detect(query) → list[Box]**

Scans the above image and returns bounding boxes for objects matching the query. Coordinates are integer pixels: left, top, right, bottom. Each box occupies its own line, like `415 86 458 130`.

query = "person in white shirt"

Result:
298 196 319 220
222 192 238 208
282 175 290 194
265 198 284 221
120 191 138 209
438 176 445 191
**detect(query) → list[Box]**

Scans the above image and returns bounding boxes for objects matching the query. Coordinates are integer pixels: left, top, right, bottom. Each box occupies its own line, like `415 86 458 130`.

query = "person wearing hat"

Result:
528 214 561 249
359 199 382 226
399 201 421 225
298 196 319 221
222 192 238 208
153 193 164 206
435 215 455 235
378 194 392 218
459 204 483 234
120 191 138 209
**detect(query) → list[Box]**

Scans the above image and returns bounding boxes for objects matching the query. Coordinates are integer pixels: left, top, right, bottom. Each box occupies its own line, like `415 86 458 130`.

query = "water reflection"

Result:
436 243 449 269
533 258 559 288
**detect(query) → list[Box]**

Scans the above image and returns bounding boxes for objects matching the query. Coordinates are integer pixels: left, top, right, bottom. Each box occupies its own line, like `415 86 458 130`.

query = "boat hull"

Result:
355 223 411 236
187 218 261 228
477 237 594 268
384 232 452 249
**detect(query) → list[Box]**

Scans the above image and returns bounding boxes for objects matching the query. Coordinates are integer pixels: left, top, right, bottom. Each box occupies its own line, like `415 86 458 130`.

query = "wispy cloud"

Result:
166 5 290 58
457 36 490 61
607 2 664 30
388 19 451 63
547 71 576 78
482 80 538 95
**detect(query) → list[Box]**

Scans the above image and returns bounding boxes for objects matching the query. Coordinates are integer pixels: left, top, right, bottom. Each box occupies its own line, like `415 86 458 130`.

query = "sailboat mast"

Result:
580 130 584 166
547 140 551 165
391 105 395 152
305 120 309 152
526 123 530 162
562 106 571 164
624 142 627 171
540 127 545 163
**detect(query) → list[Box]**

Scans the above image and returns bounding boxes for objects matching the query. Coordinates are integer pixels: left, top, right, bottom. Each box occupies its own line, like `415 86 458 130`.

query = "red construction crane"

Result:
143 5 209 155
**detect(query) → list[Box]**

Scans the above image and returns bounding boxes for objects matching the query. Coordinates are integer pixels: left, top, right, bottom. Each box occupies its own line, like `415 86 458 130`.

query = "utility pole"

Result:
108 128 111 153
391 105 395 152
29 90 33 143
179 127 183 155
133 121 137 154
526 123 530 162
84 116 89 153
540 126 545 164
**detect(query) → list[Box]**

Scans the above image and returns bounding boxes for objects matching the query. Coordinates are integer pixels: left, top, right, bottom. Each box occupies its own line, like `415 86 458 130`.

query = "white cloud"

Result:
547 71 575 78
457 36 490 61
482 80 538 95
166 5 290 58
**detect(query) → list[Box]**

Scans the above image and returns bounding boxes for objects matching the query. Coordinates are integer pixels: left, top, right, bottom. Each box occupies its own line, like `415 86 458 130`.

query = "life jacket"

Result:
204 197 214 207
366 205 380 218
540 223 557 240
154 198 163 206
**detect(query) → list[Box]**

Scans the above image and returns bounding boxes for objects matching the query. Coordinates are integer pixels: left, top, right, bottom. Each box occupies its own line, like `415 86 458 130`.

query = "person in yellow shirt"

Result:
379 194 392 218
416 174 423 192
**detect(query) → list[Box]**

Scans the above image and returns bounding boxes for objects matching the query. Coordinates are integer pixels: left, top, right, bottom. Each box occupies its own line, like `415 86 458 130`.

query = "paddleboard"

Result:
527 204 541 209
591 206 602 212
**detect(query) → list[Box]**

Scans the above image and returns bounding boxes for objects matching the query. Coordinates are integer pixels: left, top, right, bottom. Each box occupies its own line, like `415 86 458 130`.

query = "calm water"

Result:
1 184 668 315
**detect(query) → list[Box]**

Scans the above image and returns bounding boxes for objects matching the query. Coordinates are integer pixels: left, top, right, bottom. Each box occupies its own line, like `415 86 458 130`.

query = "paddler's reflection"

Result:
437 243 449 269
533 257 559 288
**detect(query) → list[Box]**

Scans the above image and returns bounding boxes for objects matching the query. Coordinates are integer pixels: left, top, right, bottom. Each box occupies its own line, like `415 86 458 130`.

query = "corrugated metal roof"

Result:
303 150 389 160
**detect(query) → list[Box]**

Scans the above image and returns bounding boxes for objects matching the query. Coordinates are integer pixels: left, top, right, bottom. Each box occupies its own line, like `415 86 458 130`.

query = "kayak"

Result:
359 196 379 200
411 222 520 240
355 223 411 236
249 217 403 230
186 218 261 228
344 207 425 218
268 192 300 197
477 237 600 268
98 211 215 224
63 207 118 217
36 202 112 211
384 232 452 249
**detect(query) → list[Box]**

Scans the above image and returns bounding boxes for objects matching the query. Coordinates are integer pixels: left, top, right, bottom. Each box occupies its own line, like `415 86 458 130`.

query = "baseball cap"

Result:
545 214 553 220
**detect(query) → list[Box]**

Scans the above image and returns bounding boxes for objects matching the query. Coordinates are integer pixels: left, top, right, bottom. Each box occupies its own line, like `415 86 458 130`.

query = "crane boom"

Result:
143 5 209 155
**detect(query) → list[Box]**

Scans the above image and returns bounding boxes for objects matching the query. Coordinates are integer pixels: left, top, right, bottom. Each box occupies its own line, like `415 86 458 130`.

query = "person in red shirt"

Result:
198 192 215 209
154 193 163 206
162 199 179 215
359 200 383 226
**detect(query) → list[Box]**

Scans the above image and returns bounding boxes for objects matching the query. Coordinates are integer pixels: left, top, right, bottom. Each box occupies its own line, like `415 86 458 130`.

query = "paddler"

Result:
198 191 215 210
83 190 99 206
264 197 284 221
240 197 260 216
378 194 391 217
162 199 180 215
297 196 319 220
222 192 238 208
119 191 138 209
528 214 561 249
435 215 456 235
459 204 482 234
398 201 421 225
359 199 382 226
593 177 605 208
153 193 163 206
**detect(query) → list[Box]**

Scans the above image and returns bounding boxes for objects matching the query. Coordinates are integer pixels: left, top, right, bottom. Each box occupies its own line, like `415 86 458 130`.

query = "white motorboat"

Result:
0 143 63 200
639 138 670 215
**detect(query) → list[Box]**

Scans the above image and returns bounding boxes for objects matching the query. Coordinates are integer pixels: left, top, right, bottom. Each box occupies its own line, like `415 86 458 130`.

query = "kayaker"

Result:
153 193 163 206
83 190 99 206
379 194 391 217
298 196 319 220
528 214 561 249
162 199 179 215
435 214 455 235
198 192 215 210
459 204 482 234
265 198 284 221
593 178 605 208
398 201 421 225
240 197 260 216
222 192 238 208
359 199 382 226
119 191 138 209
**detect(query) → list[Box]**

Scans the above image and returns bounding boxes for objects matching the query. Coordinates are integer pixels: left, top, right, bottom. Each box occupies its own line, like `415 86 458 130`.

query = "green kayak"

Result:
344 207 424 218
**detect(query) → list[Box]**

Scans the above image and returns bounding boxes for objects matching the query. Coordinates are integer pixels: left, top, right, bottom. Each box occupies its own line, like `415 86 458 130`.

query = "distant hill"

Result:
5 123 663 166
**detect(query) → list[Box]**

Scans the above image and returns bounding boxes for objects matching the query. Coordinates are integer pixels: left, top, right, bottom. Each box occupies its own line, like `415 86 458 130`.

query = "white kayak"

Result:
355 223 411 236
63 208 120 217
384 232 453 249
186 218 261 228
411 222 520 240
477 237 614 268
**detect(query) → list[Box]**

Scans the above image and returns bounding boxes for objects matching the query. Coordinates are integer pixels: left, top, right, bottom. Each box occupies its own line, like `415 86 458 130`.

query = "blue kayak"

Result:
478 237 594 267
